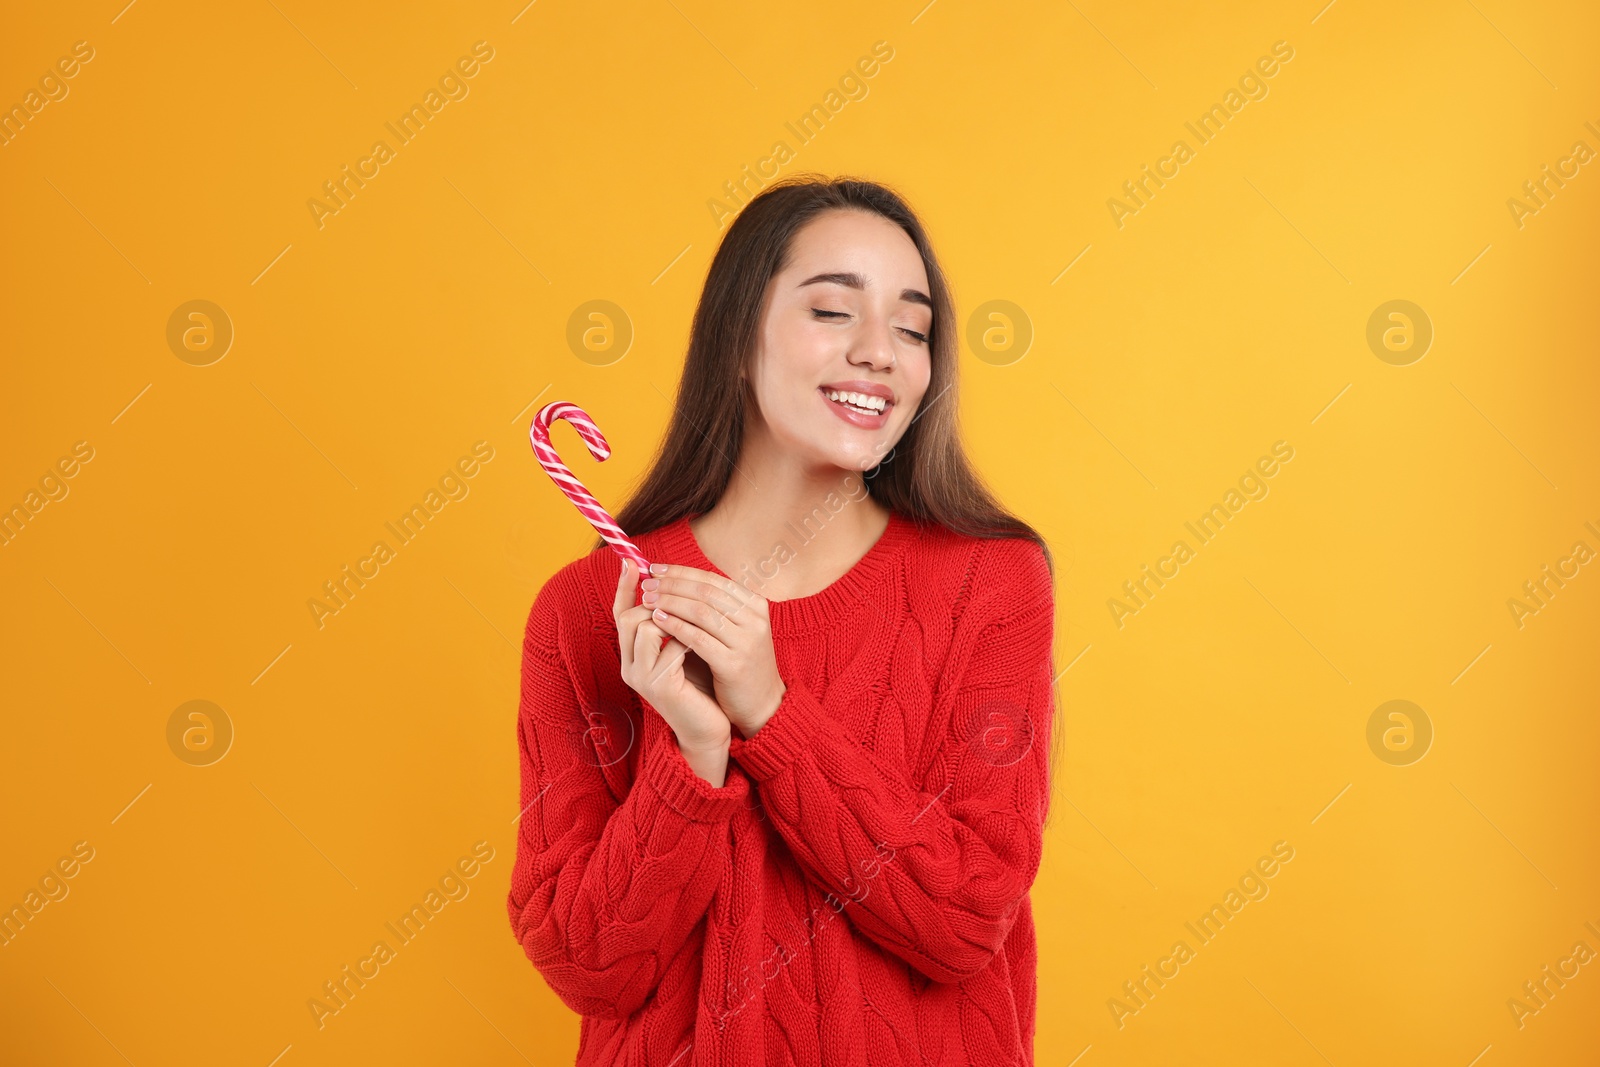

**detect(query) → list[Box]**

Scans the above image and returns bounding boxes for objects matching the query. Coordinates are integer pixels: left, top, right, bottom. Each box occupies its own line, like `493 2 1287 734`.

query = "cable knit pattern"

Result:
508 509 1056 1066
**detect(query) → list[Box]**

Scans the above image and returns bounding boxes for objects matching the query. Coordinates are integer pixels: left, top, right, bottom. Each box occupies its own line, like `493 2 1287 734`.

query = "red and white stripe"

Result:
529 401 652 576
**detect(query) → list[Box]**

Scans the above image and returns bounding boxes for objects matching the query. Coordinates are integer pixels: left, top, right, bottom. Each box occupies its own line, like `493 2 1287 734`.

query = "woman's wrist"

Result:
736 682 786 738
676 731 732 789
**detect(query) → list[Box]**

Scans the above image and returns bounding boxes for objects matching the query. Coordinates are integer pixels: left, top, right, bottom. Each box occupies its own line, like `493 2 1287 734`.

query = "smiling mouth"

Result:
819 387 891 417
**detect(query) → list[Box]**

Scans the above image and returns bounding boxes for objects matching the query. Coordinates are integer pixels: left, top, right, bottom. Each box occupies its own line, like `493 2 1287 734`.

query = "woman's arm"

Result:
507 567 748 1018
727 539 1056 985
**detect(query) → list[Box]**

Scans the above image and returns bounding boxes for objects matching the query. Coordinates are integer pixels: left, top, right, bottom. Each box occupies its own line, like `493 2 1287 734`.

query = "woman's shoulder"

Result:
532 543 622 624
908 520 1053 623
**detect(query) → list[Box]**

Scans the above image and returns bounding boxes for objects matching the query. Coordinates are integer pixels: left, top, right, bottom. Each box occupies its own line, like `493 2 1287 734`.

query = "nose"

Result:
846 314 897 371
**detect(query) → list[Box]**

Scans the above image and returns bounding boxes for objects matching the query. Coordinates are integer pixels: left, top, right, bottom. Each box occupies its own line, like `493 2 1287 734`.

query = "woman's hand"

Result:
614 560 732 754
640 563 787 738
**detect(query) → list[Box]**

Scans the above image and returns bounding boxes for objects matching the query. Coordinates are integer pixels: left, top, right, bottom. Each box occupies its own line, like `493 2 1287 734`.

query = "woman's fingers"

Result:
635 620 690 688
649 607 730 674
615 560 642 673
633 614 664 676
646 581 754 635
647 593 737 650
650 635 693 688
614 559 639 620
648 565 760 614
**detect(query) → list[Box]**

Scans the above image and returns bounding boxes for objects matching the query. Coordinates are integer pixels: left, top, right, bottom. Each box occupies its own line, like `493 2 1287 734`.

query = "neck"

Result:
691 421 891 602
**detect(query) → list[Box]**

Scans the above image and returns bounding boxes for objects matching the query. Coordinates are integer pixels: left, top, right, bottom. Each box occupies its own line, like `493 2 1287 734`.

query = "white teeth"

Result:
824 389 887 413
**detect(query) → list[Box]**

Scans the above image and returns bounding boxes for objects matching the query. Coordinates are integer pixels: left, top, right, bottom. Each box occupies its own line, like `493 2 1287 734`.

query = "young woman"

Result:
509 176 1059 1066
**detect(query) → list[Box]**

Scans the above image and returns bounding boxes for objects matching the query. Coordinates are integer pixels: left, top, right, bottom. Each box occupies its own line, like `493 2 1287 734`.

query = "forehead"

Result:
781 210 928 289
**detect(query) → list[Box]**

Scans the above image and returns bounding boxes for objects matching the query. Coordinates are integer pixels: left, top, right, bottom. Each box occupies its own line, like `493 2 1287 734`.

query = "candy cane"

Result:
528 401 652 576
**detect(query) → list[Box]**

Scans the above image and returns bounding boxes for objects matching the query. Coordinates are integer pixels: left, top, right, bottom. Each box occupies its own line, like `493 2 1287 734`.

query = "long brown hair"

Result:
598 174 1051 578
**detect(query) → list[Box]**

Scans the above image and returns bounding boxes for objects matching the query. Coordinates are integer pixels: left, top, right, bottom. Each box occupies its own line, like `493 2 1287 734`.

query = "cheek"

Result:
766 327 836 392
746 353 813 433
903 350 934 400
792 318 842 361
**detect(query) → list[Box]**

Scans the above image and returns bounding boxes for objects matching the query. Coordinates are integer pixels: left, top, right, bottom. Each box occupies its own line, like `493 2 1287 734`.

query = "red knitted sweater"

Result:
508 509 1056 1066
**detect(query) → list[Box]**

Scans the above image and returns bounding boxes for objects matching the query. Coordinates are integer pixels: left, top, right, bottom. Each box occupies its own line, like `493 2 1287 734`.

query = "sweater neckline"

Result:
654 508 917 636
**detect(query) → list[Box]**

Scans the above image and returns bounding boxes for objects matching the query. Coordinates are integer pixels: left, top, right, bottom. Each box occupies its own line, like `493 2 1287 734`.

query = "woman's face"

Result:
744 209 934 474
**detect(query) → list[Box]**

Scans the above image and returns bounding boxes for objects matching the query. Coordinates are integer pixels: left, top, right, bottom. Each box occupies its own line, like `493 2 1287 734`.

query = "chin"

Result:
837 445 885 473
783 421 886 473
806 446 871 475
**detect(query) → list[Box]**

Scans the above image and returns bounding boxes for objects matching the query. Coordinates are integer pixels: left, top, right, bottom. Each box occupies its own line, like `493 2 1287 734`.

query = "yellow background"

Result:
3 0 1597 1063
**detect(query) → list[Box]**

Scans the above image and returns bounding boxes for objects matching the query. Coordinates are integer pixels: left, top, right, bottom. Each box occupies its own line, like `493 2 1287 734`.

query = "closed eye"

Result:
811 308 929 345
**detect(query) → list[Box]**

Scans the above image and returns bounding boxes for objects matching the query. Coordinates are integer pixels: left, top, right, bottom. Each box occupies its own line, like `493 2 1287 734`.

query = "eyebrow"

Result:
798 271 932 309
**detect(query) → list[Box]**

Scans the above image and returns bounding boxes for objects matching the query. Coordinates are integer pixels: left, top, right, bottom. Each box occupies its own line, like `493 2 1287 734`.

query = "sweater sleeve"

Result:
726 539 1055 985
507 566 751 1018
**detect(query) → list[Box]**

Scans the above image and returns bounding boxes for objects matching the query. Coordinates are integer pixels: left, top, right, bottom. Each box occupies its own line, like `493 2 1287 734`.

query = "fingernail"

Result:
653 608 668 622
650 563 668 576
641 578 659 591
642 590 658 605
